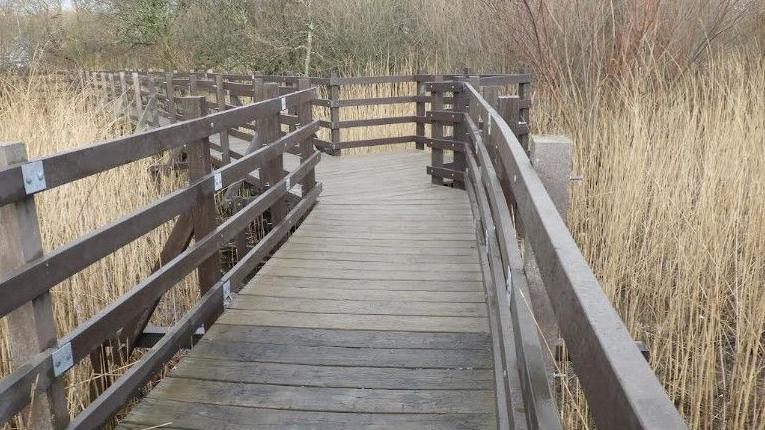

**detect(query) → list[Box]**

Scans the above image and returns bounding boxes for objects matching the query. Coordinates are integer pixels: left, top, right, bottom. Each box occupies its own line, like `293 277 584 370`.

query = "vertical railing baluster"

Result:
0 142 70 430
329 71 341 155
178 96 222 328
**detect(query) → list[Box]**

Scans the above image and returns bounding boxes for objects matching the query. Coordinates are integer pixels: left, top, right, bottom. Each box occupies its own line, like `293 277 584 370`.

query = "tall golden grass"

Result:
541 54 765 429
0 72 197 428
322 53 765 428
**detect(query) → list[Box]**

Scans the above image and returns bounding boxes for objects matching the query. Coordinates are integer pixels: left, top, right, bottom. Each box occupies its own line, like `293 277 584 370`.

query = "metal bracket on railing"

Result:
280 97 287 111
222 279 232 306
214 172 223 191
285 176 291 190
21 160 46 194
52 342 74 376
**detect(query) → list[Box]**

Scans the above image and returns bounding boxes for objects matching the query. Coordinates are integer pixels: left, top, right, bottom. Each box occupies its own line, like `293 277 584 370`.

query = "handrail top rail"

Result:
0 87 316 206
454 80 687 429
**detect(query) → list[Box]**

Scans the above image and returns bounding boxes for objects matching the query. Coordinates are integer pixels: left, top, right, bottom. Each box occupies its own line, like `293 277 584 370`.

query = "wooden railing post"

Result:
165 72 177 124
100 71 108 102
430 74 444 185
147 76 159 128
481 85 500 176
0 142 69 430
449 77 477 190
132 72 142 120
415 70 426 150
215 74 231 164
523 135 571 369
517 80 531 152
329 71 341 156
261 83 287 224
178 96 222 327
287 75 299 133
297 78 316 195
108 73 117 104
252 78 264 103
118 72 128 114
189 72 198 96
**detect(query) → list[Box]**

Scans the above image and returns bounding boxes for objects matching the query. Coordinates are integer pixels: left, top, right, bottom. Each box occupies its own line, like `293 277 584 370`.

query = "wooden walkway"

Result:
118 150 497 429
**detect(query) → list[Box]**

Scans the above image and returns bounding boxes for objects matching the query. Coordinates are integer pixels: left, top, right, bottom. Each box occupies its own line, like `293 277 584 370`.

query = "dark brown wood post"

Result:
215 74 231 164
189 72 198 96
415 70 426 150
518 80 531 153
165 72 177 124
132 72 142 120
297 78 316 195
0 142 69 430
108 73 117 103
430 74 444 185
287 75 299 133
147 76 159 128
252 78 264 103
505 95 522 148
329 71 341 156
449 76 474 190
261 83 287 224
178 96 222 327
481 85 500 175
100 71 108 102
119 72 128 114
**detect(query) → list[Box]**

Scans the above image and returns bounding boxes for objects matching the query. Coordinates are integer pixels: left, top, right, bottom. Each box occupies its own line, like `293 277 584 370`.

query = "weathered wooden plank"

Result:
337 95 417 107
289 229 476 242
256 266 482 282
293 221 475 234
202 326 491 349
147 378 494 414
334 75 417 85
285 237 477 250
173 358 493 389
230 296 488 317
277 242 478 256
339 135 416 149
268 257 478 271
241 284 484 302
190 339 492 368
217 310 489 333
120 398 494 430
336 116 418 128
250 274 482 290
271 250 478 264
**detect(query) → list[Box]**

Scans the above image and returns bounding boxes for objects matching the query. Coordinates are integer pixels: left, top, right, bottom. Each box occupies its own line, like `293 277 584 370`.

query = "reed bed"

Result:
316 55 765 428
2 53 763 429
538 54 765 429
0 72 198 428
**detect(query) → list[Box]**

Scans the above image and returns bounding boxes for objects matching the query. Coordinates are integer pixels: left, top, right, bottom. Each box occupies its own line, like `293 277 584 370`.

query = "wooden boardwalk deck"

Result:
118 150 497 429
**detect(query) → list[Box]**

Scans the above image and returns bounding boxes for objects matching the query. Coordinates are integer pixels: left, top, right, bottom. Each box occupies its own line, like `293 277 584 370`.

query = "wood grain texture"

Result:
118 150 497 428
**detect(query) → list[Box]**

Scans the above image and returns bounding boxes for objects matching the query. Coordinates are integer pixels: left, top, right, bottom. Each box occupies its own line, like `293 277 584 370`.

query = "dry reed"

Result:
2 51 763 429
0 71 197 428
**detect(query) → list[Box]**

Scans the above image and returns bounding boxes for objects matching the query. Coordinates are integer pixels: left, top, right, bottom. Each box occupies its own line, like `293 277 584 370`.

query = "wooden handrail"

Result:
0 151 321 425
456 81 687 429
0 84 321 427
0 87 315 205
85 70 526 152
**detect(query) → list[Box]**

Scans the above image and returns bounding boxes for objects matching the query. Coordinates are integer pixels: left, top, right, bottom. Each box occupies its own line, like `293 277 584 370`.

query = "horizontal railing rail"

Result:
81 70 531 155
0 83 321 429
